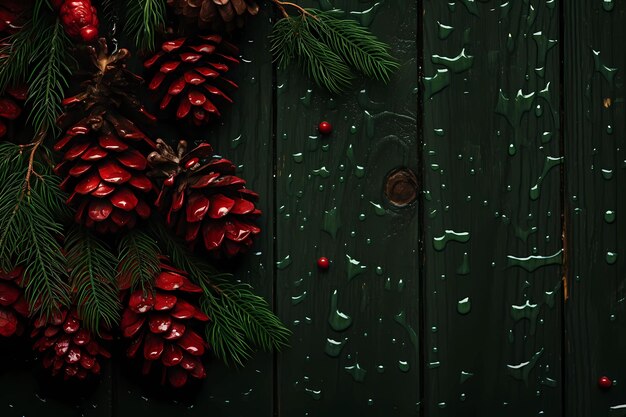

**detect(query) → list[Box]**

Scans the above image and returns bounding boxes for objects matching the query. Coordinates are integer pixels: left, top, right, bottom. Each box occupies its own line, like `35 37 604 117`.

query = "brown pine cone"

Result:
31 309 112 380
120 257 209 388
167 0 259 33
148 139 261 258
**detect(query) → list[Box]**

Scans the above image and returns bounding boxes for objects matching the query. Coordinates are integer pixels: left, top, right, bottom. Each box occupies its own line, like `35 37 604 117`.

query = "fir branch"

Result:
308 9 399 82
270 15 352 94
202 281 291 366
0 20 38 92
0 143 71 317
270 5 398 93
26 19 74 135
118 229 161 294
65 227 121 332
124 0 166 52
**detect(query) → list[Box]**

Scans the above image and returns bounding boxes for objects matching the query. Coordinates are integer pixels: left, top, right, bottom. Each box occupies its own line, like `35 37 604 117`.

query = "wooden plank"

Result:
564 1 626 415
422 0 563 415
274 1 420 415
0 337 112 417
111 9 275 417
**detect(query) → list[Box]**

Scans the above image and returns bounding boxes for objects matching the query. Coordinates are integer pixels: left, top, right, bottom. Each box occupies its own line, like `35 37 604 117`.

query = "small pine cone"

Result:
0 267 30 337
0 86 26 139
167 0 259 33
53 0 99 43
148 140 261 258
31 309 112 380
144 35 239 126
55 39 157 234
120 258 209 388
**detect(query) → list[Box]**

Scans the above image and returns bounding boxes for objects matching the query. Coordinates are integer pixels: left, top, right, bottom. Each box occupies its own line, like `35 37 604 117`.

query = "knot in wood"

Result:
384 168 418 207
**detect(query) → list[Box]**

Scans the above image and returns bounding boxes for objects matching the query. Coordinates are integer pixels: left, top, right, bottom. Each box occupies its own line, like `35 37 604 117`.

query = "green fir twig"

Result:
118 229 161 294
65 227 121 332
124 0 166 51
270 4 398 93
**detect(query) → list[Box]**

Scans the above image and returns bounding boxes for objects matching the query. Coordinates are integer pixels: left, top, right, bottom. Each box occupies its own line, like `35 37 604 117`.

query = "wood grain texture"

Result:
274 0 420 415
422 0 563 415
564 1 626 415
111 8 275 417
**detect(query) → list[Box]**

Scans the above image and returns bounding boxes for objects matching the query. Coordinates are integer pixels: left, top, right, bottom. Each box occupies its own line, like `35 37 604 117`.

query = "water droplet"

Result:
328 289 352 331
231 134 244 149
508 143 517 156
304 388 321 400
605 210 616 223
344 361 367 382
530 156 564 200
292 152 303 163
460 370 474 383
322 207 341 238
398 360 410 372
276 255 292 270
346 254 367 280
291 291 307 305
457 252 470 275
324 337 348 357
433 230 471 250
457 297 471 314
507 250 563 272
607 252 618 265
511 300 540 334
507 348 544 384
437 21 454 39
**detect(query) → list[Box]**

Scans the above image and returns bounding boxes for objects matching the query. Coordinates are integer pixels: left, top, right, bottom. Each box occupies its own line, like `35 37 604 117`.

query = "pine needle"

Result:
65 227 121 333
118 229 161 294
124 0 166 52
0 143 71 318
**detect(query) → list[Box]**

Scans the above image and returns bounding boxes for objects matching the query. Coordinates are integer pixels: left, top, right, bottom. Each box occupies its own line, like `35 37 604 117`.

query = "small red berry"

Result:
317 257 330 270
598 376 612 389
318 121 333 135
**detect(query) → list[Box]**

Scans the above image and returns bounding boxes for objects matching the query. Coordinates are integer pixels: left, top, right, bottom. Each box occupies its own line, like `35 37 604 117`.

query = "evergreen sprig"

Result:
148 221 290 366
118 229 161 294
270 7 398 93
124 0 166 51
0 142 71 318
0 3 74 135
65 227 121 332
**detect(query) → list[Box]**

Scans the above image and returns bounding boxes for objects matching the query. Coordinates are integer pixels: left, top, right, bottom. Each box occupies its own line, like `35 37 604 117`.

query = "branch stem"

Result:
272 0 317 19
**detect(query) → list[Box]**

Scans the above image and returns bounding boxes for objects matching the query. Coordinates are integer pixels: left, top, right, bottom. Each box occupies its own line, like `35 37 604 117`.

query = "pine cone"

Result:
0 86 26 139
120 258 209 388
31 309 111 380
148 139 261 258
0 267 29 337
54 39 157 234
167 0 259 32
144 35 239 126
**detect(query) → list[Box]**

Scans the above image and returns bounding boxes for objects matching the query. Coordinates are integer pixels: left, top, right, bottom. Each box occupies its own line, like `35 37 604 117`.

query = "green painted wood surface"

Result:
422 0 563 415
564 1 626 415
275 0 420 415
2 0 626 415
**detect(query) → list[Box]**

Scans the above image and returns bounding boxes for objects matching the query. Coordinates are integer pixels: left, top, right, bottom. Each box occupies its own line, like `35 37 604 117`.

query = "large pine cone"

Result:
120 258 209 388
167 0 259 32
55 39 156 234
148 140 261 258
31 309 111 380
0 267 29 337
144 35 239 126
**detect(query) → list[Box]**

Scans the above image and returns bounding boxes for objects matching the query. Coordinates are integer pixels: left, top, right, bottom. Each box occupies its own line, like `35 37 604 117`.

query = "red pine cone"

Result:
148 140 261 258
120 258 209 388
0 86 26 139
0 267 29 338
53 0 99 43
31 309 111 380
55 40 157 234
144 35 239 126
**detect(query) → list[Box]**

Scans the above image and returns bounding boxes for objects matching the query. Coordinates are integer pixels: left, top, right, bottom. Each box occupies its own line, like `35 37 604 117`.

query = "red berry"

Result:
317 257 330 270
598 376 612 389
318 121 332 135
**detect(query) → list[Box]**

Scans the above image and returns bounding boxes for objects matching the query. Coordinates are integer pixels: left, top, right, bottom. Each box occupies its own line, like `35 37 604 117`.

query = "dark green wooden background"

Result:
1 0 626 415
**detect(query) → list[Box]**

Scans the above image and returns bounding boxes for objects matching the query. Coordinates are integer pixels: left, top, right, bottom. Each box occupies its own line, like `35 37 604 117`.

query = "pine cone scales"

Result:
144 36 239 126
167 0 259 32
120 258 209 387
0 267 29 337
149 140 261 258
31 310 111 380
55 40 156 233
